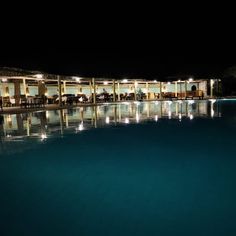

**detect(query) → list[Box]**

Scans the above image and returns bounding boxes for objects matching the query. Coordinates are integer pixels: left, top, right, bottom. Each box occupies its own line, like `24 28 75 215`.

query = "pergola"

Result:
0 67 211 107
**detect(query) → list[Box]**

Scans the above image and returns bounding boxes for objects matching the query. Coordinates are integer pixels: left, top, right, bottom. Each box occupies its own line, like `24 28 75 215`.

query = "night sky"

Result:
1 18 236 79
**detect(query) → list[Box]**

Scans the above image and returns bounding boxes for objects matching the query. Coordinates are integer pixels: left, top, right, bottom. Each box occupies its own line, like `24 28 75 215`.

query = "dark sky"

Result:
1 0 236 79
1 15 236 79
1 45 235 79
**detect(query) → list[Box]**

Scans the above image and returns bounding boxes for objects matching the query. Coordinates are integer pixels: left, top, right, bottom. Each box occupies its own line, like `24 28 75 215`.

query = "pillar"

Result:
175 81 178 97
185 80 187 99
14 79 21 106
180 82 182 99
117 82 120 101
23 78 27 98
160 82 162 99
210 79 214 97
63 81 67 95
92 78 96 104
146 82 149 100
38 80 46 97
89 80 92 97
134 80 137 101
0 79 2 97
113 79 116 102
57 75 62 107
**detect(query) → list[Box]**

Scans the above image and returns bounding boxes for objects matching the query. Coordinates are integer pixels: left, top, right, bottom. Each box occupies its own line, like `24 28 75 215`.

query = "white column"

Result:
63 81 66 95
23 78 27 98
113 79 116 102
210 79 214 97
92 78 96 104
175 81 177 97
117 82 120 101
180 82 182 99
89 80 92 96
185 81 187 99
0 79 2 97
134 80 137 100
146 82 149 100
160 82 162 99
57 75 62 107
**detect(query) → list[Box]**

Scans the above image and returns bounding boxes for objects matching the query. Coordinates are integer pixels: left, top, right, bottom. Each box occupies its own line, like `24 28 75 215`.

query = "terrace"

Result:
0 67 218 114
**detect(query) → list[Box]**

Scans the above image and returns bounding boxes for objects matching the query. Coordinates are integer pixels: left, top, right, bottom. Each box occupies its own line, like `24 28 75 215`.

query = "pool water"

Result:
0 100 236 235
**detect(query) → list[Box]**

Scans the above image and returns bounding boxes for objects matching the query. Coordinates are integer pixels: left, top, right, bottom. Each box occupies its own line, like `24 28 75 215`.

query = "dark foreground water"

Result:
0 100 236 235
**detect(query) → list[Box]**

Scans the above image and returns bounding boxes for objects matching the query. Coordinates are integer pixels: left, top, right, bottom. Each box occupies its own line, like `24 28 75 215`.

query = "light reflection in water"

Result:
0 101 221 145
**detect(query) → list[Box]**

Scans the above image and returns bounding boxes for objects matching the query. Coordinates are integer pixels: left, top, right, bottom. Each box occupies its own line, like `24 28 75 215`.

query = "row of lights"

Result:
1 75 196 84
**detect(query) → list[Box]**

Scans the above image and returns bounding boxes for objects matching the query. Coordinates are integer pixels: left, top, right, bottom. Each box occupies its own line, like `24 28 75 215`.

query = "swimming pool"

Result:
0 100 236 235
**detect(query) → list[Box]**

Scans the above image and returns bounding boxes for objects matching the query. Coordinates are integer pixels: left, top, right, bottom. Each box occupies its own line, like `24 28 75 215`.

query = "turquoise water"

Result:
0 100 236 235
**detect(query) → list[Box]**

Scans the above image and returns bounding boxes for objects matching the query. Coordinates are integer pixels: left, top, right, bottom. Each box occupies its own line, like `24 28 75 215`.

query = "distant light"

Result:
104 81 108 85
122 79 128 83
189 78 193 82
35 74 43 79
168 111 172 119
153 80 157 83
155 115 158 121
1 78 7 82
136 113 140 123
189 114 194 120
105 116 110 124
73 77 81 82
167 82 171 85
178 80 181 82
168 101 172 105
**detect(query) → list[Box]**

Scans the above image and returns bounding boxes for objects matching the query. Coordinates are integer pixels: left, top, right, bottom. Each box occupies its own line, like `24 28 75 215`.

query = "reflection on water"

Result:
0 100 223 154
0 99 235 236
